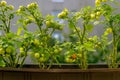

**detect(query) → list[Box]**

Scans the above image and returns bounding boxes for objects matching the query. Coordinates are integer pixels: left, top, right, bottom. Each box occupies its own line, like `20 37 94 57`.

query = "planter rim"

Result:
0 64 120 73
0 67 120 73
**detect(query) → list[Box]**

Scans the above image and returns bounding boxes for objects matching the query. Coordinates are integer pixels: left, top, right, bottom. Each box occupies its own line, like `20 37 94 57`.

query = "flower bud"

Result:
95 0 101 6
96 11 101 16
46 21 51 27
20 47 24 53
9 5 14 10
90 13 96 19
27 2 38 9
19 6 25 11
34 53 40 59
1 1 7 6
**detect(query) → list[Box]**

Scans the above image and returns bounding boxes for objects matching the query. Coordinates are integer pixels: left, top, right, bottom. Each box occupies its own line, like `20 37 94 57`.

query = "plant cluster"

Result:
0 0 120 69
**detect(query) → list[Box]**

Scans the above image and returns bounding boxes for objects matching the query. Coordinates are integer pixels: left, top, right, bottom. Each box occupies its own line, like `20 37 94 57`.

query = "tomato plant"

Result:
0 0 120 70
16 2 63 69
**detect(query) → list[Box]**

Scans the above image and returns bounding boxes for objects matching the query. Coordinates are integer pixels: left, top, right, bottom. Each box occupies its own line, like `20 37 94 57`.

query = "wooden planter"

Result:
0 64 120 80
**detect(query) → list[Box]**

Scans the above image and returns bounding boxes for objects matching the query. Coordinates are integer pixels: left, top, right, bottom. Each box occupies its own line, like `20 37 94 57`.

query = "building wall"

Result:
5 0 95 15
5 0 102 33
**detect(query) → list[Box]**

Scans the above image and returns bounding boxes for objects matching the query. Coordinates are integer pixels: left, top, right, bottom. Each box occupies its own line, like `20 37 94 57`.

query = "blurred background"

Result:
3 0 103 36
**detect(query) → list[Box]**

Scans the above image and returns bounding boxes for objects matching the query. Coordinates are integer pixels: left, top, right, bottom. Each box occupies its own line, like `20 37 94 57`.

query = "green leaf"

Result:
86 24 94 32
6 32 15 38
17 27 23 36
84 42 96 52
47 38 56 47
92 35 98 42
68 21 75 29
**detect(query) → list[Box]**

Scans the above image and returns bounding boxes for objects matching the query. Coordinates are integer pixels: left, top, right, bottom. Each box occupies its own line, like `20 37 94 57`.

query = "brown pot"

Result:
0 64 120 80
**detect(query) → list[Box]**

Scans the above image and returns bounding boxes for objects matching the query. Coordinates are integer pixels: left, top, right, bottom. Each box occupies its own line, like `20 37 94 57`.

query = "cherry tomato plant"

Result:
58 6 103 69
98 0 120 68
0 1 31 68
16 2 63 69
0 0 120 70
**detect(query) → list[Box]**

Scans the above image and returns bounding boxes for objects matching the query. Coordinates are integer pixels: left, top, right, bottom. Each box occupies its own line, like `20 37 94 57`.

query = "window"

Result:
51 10 64 24
52 0 64 3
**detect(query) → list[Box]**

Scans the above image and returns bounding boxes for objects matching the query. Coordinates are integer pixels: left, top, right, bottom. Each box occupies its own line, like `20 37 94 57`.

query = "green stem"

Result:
50 29 55 36
68 19 81 42
39 63 42 69
1 9 9 33
1 56 10 66
28 10 43 33
45 48 53 69
15 56 20 67
81 22 88 69
7 18 11 33
9 55 14 67
42 63 45 69
81 51 87 69
47 59 53 69
14 51 21 67
110 21 118 68
112 33 118 68
116 35 120 43
19 48 29 68
19 45 32 68
19 56 27 68
37 22 42 33
81 22 87 44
